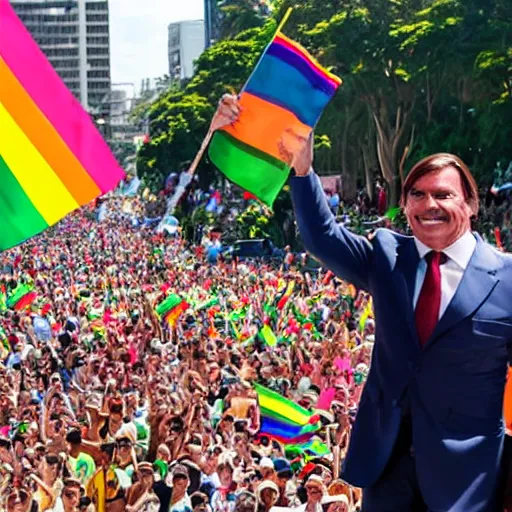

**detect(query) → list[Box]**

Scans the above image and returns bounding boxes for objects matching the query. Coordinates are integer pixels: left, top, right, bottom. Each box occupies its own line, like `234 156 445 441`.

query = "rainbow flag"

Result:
285 439 331 459
155 294 189 327
208 31 341 206
0 0 124 250
6 283 36 311
255 383 321 444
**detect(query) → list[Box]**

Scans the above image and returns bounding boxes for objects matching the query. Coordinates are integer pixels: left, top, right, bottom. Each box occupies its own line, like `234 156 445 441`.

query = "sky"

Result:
109 0 204 91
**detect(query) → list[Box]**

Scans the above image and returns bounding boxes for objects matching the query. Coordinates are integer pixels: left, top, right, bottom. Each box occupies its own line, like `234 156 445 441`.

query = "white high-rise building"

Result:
10 0 111 119
168 20 205 81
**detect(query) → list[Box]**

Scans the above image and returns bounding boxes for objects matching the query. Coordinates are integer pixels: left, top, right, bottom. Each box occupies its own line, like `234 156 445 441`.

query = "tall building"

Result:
168 20 205 81
10 0 111 119
203 0 218 48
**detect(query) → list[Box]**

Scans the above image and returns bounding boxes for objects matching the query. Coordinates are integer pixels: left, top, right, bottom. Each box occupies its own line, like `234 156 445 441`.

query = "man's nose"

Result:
423 193 438 209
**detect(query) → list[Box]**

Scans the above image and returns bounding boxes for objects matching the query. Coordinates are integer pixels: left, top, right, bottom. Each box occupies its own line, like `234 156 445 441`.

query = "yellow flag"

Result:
86 468 105 512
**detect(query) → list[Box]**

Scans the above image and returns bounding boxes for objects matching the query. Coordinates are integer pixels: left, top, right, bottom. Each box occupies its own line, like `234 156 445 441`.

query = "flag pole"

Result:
240 7 293 93
186 128 214 175
275 7 293 34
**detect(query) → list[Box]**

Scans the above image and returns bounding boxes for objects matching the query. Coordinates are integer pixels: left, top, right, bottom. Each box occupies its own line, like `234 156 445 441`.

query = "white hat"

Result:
305 474 326 491
256 480 279 500
259 457 274 470
322 495 349 506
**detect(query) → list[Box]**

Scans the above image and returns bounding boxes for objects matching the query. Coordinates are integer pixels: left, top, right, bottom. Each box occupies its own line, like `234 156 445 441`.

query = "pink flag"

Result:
335 356 351 372
317 388 336 411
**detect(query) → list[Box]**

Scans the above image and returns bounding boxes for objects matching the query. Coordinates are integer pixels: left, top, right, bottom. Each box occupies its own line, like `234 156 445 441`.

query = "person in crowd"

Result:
255 480 279 512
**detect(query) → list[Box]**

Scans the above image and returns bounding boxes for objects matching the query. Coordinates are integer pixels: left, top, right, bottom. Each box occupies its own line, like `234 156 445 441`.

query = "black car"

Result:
224 238 284 263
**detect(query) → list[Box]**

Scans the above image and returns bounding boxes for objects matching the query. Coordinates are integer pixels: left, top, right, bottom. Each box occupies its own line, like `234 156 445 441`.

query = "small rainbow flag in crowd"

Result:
209 15 341 207
6 283 37 311
0 0 124 250
255 383 321 444
155 294 189 327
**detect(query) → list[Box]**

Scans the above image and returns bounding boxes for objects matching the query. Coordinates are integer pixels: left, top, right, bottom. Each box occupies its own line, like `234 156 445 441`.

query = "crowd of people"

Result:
0 196 375 512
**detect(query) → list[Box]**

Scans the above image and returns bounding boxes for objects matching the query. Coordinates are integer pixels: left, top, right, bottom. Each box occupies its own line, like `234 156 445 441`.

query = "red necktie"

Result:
415 251 442 347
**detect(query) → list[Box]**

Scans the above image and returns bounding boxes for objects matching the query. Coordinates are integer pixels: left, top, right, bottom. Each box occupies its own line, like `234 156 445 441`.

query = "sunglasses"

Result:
45 455 60 465
7 491 29 504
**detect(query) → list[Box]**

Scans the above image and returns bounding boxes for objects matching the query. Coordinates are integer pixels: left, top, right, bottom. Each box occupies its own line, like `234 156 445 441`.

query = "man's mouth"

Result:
416 216 448 226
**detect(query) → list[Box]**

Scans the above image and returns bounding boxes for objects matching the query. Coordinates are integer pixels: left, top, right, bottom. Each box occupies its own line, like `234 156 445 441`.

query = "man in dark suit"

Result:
214 95 512 511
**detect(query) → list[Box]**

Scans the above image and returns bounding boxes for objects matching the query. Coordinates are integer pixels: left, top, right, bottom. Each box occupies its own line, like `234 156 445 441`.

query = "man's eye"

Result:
410 190 423 197
434 193 451 200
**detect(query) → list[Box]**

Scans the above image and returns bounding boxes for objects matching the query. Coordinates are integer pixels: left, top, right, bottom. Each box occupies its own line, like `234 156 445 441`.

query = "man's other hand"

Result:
278 129 314 177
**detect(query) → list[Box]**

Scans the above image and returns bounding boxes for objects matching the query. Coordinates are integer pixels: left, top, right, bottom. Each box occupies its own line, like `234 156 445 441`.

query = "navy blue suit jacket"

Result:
291 172 512 511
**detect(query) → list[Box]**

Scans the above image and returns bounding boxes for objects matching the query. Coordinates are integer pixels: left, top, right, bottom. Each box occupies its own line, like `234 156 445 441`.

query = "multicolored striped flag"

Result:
208 26 342 207
255 383 321 444
0 0 125 250
6 283 36 311
155 293 189 327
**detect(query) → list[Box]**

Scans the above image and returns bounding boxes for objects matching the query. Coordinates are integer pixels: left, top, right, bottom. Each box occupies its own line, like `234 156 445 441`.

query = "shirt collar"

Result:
414 231 476 270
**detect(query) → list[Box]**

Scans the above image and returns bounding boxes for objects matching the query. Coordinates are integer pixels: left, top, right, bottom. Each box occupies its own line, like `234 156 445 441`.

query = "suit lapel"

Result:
394 237 421 349
424 235 501 350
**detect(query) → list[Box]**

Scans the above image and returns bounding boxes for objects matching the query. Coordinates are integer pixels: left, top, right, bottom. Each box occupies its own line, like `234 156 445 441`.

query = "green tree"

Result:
217 0 271 39
138 0 512 208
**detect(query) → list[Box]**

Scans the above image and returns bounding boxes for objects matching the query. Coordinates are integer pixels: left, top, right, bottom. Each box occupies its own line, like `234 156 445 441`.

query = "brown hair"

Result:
401 153 479 215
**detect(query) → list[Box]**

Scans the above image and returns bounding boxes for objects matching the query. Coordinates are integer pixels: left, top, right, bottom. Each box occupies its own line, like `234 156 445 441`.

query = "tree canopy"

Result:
136 0 512 204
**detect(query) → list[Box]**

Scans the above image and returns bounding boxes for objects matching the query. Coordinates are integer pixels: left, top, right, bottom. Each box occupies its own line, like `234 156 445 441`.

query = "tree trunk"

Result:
341 107 357 200
372 98 413 207
362 148 374 203
426 73 433 124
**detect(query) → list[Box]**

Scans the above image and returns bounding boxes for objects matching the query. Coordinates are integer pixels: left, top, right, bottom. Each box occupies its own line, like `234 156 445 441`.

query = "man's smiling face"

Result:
404 166 472 250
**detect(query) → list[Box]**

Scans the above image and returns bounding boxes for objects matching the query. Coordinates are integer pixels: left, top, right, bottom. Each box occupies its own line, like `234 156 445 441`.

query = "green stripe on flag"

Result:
208 131 290 207
0 155 48 250
7 283 34 309
155 294 182 317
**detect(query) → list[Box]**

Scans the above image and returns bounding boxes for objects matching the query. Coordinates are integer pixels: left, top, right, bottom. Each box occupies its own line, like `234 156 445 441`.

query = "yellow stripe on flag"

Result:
0 102 78 225
0 57 101 204
258 391 311 425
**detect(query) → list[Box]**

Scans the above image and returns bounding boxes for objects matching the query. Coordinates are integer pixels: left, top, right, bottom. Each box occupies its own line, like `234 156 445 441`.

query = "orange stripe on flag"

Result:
0 56 100 204
221 92 311 162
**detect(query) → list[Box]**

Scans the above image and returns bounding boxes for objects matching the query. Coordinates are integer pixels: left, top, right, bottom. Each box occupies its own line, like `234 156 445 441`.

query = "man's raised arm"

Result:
291 170 373 291
213 94 374 290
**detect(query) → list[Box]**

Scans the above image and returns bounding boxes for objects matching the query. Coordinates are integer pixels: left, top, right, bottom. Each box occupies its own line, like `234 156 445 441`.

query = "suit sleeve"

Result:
291 171 373 291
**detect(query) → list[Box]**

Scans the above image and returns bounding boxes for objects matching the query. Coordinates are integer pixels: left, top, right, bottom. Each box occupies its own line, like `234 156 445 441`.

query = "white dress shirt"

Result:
413 231 477 318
